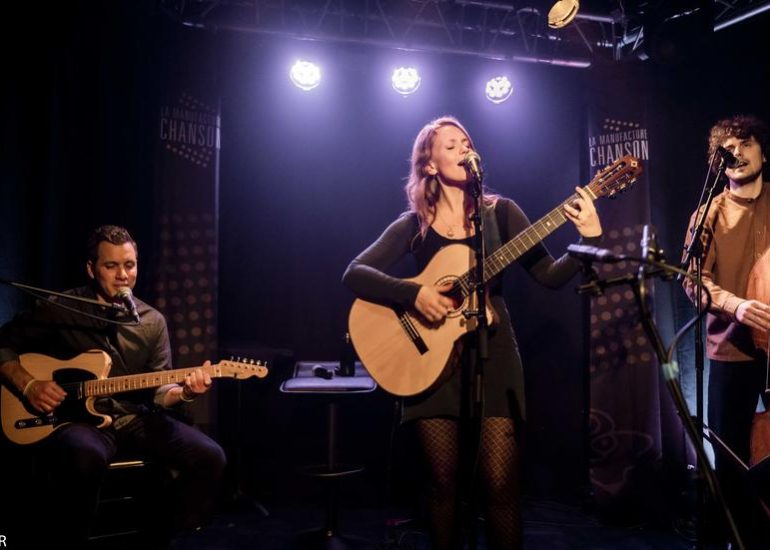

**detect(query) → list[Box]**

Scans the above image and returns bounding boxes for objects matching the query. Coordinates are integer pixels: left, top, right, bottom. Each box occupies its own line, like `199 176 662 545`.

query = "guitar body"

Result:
1 351 267 446
1 350 112 445
747 247 770 353
348 155 643 397
349 243 493 396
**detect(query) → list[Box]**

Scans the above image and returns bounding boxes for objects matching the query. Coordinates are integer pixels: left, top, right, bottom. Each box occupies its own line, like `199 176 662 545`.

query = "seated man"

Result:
0 225 226 546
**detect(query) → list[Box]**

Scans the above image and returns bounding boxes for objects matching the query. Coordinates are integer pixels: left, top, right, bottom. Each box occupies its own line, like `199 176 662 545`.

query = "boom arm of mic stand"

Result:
0 277 135 325
576 272 635 296
2 279 123 310
581 260 744 549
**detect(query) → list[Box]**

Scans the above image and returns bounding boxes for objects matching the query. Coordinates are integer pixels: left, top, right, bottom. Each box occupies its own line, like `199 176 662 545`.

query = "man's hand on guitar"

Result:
25 380 67 414
415 282 454 323
564 187 602 238
180 362 214 400
736 299 770 332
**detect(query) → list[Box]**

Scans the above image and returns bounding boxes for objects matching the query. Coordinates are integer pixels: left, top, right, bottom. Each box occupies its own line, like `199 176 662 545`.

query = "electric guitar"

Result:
348 155 643 396
1 350 268 445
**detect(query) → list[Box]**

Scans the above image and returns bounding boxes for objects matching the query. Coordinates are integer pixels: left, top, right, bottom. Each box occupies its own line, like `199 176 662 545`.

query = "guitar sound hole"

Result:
436 277 465 316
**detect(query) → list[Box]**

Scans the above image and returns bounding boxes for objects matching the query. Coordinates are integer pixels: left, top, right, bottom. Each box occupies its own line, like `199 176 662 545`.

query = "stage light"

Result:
391 67 421 95
485 76 513 104
290 60 321 91
548 0 580 29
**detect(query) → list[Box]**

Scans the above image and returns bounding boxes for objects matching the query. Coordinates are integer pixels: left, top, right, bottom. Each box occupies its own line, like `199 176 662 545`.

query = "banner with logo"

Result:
583 75 667 518
151 27 220 430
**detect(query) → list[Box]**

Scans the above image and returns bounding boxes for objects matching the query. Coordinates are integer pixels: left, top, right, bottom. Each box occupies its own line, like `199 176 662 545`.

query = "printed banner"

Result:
151 28 220 429
584 87 663 517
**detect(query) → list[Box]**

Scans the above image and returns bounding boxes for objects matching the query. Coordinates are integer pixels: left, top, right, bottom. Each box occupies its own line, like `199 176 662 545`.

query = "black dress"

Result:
343 197 594 422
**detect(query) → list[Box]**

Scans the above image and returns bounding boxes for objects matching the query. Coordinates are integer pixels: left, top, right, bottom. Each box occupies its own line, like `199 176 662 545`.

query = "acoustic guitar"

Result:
747 246 770 355
348 155 643 396
1 350 267 445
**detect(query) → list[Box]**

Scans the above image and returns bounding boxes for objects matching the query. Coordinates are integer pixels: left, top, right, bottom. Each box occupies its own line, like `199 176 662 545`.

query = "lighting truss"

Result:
157 0 770 68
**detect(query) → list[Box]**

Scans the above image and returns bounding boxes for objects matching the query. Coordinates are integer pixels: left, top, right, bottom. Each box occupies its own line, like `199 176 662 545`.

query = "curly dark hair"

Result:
87 225 138 264
707 114 769 164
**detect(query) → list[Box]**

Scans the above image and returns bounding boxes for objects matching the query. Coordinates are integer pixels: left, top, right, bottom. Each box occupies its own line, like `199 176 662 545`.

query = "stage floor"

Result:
152 497 695 549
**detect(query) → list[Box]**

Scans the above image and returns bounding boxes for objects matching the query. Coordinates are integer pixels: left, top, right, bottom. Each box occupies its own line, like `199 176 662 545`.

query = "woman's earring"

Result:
429 175 438 195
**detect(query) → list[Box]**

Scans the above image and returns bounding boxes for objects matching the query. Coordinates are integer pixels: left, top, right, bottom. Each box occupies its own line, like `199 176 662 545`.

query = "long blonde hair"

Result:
404 116 497 237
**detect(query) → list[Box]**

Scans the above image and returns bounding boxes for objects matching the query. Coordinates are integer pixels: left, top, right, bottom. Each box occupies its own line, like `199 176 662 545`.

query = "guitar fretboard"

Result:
457 193 579 294
84 365 220 397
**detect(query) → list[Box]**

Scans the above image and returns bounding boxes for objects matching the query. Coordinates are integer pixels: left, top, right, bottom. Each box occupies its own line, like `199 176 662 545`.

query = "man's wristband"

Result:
22 379 36 397
179 386 196 403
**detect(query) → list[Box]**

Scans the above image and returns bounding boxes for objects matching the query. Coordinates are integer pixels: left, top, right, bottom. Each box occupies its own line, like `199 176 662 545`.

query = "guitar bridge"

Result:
395 309 429 355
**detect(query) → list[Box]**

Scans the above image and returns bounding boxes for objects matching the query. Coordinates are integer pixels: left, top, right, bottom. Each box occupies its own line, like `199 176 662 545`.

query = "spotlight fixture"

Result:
485 76 513 104
290 60 321 91
548 0 580 29
391 67 421 95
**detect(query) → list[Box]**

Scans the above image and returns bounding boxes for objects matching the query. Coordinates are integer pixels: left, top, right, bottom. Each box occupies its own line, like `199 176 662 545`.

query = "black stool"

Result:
88 458 161 544
281 361 377 549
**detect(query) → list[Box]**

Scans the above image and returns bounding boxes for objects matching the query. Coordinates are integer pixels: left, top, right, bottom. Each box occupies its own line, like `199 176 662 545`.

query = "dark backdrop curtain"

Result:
0 1 163 317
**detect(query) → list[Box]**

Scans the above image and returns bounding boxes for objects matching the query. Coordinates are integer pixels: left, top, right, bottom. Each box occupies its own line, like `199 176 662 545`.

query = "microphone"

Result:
462 151 483 182
116 287 140 323
638 225 657 272
566 244 623 263
638 225 657 292
715 146 740 168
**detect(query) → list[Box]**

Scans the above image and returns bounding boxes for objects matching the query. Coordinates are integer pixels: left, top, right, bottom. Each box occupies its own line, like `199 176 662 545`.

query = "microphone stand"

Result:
461 172 487 550
0 277 134 325
678 150 729 548
575 252 745 550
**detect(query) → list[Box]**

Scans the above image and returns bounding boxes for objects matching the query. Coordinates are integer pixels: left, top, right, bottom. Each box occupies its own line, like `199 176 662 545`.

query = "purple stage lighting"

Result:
391 67 421 95
290 60 321 91
485 76 513 104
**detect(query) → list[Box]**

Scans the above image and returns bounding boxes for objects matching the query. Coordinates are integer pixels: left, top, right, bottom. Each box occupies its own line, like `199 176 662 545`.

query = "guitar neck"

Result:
461 192 579 287
84 364 219 397
453 155 642 292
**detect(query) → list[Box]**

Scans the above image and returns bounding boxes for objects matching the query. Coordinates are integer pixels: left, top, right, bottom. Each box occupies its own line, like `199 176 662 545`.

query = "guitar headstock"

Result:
586 155 643 200
215 357 269 379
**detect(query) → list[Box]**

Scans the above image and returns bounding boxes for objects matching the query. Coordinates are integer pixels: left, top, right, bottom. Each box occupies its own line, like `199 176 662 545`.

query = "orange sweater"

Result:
682 183 770 361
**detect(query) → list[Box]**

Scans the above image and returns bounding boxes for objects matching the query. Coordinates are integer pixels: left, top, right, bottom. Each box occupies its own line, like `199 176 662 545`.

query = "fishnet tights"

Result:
416 417 521 550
